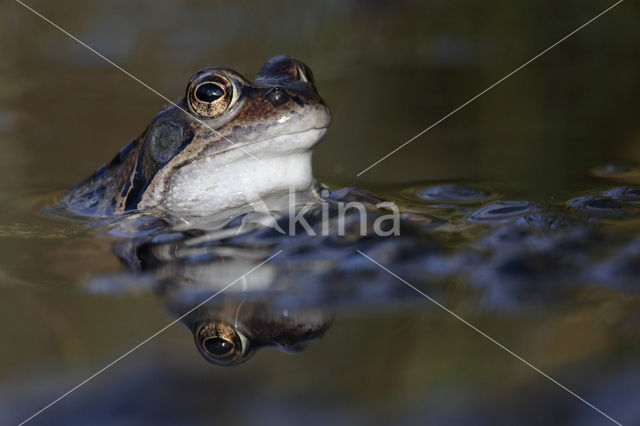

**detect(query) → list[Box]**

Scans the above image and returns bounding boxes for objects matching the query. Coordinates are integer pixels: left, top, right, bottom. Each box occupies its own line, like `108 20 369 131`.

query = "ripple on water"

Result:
417 184 499 204
566 195 629 216
604 186 640 204
467 201 542 224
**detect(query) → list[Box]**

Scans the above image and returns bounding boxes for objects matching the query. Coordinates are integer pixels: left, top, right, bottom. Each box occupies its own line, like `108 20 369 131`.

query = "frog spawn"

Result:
93 183 640 326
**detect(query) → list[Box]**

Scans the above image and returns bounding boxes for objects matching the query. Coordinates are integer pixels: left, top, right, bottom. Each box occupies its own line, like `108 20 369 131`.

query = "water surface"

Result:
1 1 640 425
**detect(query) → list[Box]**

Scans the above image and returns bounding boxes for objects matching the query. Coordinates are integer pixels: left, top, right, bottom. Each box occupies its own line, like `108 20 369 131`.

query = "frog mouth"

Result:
197 126 329 163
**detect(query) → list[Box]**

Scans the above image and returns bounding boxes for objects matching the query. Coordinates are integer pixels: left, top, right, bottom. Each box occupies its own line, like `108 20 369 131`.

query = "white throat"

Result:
155 131 324 216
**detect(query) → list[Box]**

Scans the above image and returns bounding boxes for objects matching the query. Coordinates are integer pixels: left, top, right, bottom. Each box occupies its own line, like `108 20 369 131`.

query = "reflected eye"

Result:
195 322 251 366
203 337 235 357
195 82 225 103
187 72 239 118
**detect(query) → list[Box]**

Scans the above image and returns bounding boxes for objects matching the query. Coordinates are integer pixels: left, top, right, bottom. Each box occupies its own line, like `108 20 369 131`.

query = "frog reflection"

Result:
105 226 337 366
170 300 332 366
97 188 398 366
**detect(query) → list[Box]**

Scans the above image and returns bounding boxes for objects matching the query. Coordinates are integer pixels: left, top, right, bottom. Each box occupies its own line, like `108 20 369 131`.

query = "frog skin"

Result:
62 55 331 217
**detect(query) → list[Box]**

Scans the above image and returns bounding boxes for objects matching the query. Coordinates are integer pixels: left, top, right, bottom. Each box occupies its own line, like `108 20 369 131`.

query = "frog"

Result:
62 55 331 217
176 300 333 366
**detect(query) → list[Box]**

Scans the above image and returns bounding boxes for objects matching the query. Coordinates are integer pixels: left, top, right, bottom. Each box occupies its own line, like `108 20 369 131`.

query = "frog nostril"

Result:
266 86 289 106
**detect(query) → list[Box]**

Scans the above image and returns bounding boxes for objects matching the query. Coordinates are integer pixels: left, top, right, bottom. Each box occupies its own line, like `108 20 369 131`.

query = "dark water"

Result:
2 1 640 425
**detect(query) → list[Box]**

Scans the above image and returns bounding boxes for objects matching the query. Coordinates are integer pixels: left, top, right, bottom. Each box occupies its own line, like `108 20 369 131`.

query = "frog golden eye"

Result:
187 73 238 119
195 322 250 366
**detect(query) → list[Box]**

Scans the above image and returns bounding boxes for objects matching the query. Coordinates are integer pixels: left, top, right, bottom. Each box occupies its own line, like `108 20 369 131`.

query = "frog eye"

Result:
295 62 314 84
187 72 239 119
195 322 250 366
195 82 224 102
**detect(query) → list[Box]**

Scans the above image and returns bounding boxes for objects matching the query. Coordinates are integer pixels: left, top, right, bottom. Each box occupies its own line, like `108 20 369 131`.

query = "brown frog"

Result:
63 55 331 217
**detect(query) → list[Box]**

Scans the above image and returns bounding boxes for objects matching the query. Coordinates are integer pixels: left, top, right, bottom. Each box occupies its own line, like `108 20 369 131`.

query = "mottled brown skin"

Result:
63 137 142 216
63 55 329 217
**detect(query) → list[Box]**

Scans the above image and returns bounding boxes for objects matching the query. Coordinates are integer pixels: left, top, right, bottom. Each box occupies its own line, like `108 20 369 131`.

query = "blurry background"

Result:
2 0 640 191
1 0 639 425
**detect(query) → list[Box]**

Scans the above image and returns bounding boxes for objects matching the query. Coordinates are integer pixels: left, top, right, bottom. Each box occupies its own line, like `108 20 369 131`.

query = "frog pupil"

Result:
204 337 234 356
196 83 224 103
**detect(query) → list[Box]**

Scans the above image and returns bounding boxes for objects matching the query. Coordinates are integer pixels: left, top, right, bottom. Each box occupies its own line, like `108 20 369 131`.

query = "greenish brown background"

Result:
1 0 639 425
